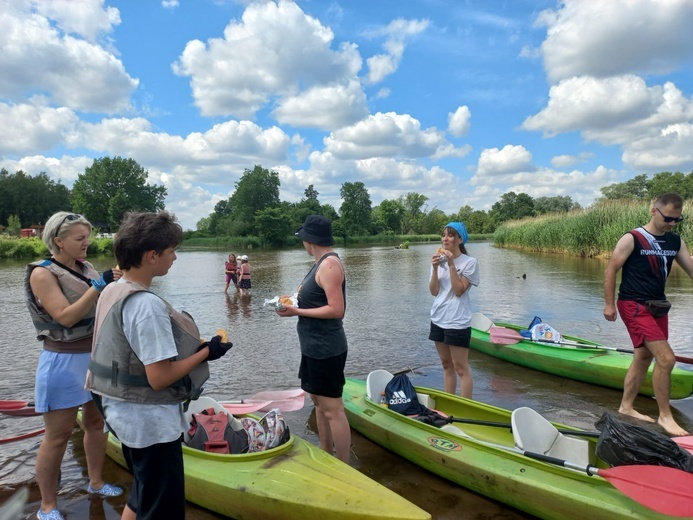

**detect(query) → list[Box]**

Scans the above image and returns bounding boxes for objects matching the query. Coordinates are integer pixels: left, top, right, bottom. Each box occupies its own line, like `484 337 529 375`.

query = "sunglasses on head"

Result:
54 214 82 239
655 207 684 224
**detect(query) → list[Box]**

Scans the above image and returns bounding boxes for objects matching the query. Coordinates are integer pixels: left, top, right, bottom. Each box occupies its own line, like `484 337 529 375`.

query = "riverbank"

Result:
0 233 493 259
494 199 693 257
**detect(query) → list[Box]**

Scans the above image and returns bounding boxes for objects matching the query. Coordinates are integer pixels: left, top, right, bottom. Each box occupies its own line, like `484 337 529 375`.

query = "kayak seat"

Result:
366 370 394 402
511 407 591 466
184 396 244 443
471 312 494 332
441 424 473 439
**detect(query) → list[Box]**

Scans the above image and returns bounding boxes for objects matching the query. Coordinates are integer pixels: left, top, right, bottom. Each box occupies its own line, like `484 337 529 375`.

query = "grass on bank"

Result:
0 232 494 260
0 236 114 260
493 200 693 257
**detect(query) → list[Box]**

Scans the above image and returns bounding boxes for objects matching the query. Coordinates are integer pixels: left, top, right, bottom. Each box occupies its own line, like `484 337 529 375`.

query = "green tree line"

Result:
0 157 165 234
193 164 589 245
3 155 690 245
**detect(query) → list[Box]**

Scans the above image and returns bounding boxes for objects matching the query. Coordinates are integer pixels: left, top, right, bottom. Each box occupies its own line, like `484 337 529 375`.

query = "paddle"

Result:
0 400 40 417
490 326 598 348
470 436 693 517
489 326 693 365
0 400 31 411
0 427 45 444
445 416 600 438
1 407 40 417
673 435 693 453
220 388 306 414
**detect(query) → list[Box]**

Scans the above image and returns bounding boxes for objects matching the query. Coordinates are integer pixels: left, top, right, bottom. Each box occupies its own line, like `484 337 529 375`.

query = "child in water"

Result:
238 255 251 295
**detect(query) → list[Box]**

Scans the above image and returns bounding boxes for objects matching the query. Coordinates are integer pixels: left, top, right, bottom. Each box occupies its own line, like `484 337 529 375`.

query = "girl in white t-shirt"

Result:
428 222 480 398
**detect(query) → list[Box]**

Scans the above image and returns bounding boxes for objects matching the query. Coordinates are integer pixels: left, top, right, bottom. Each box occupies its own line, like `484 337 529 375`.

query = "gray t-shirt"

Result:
102 288 188 449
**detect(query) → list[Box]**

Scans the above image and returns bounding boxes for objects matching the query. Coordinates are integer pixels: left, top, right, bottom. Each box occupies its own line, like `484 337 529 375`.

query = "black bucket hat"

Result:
295 215 334 246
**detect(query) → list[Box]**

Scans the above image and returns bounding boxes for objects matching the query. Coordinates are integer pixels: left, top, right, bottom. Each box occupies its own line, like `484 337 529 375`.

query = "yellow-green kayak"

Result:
471 320 693 398
343 377 693 520
78 411 430 520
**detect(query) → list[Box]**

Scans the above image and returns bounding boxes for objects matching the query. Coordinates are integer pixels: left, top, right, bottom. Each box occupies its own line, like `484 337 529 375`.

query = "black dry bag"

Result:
595 412 693 473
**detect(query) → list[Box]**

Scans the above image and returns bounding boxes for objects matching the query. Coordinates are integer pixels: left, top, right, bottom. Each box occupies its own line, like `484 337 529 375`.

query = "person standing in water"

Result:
275 215 351 462
224 253 238 292
238 255 252 295
604 192 693 436
429 222 480 399
26 212 123 520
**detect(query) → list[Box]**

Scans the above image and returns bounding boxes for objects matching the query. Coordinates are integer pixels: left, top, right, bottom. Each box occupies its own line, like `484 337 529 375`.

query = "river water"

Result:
3 241 693 519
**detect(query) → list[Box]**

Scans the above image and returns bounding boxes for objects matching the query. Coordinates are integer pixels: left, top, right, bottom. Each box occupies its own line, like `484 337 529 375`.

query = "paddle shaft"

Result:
0 427 45 444
551 341 693 365
467 437 693 516
447 417 600 438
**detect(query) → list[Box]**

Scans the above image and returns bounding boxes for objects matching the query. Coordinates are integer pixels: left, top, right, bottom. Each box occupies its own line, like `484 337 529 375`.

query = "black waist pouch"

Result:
644 300 671 317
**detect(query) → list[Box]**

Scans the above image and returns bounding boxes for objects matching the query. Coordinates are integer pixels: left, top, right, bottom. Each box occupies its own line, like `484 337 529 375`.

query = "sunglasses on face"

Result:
54 214 82 239
655 207 684 224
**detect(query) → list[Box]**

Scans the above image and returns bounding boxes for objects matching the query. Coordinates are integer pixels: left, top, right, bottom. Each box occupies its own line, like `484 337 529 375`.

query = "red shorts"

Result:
617 300 668 348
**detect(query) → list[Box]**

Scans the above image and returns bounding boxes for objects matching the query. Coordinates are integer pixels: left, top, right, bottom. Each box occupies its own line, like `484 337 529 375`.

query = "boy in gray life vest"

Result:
86 211 232 520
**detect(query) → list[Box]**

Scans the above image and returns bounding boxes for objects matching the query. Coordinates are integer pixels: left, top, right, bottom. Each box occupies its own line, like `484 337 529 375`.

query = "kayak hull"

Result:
343 378 685 520
78 412 430 520
471 324 693 398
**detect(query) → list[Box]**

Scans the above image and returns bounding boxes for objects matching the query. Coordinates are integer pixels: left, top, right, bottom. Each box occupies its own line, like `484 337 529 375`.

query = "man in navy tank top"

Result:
604 193 693 436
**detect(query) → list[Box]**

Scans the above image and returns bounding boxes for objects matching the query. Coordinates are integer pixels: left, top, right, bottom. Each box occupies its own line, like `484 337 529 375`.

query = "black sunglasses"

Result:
54 214 82 239
655 207 684 224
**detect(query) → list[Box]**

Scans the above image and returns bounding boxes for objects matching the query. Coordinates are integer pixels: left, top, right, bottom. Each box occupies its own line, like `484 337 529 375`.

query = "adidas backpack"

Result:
385 374 425 415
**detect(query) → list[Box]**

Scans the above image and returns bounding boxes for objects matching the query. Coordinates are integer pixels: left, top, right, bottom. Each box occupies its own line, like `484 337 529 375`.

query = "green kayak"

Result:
343 376 691 520
470 315 693 399
78 404 430 520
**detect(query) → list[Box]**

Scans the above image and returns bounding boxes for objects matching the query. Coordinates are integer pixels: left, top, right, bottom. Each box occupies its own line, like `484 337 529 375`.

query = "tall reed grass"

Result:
493 200 693 257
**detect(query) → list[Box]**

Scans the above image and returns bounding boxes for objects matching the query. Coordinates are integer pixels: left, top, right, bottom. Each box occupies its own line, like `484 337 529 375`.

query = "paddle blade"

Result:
489 326 523 345
599 465 693 517
471 312 494 332
1 407 39 417
0 400 29 411
248 388 306 412
673 435 693 453
220 400 272 415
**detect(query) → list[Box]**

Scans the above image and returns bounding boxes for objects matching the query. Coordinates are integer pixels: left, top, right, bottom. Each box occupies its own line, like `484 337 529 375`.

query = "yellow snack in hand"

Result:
216 328 228 342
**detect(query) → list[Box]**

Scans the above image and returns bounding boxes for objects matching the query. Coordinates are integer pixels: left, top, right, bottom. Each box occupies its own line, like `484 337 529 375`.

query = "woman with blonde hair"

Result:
26 212 122 520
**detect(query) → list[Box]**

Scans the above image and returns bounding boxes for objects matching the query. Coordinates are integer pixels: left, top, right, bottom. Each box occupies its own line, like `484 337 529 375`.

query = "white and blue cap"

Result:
445 222 468 244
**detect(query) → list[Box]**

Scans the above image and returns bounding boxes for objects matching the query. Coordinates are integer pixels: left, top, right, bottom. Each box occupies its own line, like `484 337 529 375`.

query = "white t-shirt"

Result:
102 288 188 449
430 254 480 329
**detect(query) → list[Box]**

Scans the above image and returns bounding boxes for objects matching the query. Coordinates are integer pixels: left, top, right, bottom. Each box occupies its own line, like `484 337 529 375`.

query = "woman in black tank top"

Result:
275 215 351 463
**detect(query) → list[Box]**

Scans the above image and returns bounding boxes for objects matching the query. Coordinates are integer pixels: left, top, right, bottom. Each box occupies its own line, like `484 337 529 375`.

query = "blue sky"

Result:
2 0 693 230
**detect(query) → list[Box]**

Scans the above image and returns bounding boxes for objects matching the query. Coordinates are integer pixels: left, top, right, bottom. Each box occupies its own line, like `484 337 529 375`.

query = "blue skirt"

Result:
35 350 92 413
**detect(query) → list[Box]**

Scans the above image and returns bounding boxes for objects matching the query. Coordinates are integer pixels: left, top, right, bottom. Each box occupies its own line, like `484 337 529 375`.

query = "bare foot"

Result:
658 417 689 436
618 408 655 423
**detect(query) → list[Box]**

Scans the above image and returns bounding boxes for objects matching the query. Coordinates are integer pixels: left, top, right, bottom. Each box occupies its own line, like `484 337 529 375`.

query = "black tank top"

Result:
296 252 348 359
618 227 680 302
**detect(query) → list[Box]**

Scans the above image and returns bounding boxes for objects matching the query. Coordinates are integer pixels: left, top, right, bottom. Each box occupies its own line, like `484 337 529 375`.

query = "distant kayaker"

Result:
275 215 351 463
428 222 480 398
26 211 123 520
604 192 693 436
87 211 232 520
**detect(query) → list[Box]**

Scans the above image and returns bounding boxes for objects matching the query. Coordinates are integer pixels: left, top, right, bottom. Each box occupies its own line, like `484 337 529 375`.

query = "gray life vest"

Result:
87 281 210 404
25 259 98 347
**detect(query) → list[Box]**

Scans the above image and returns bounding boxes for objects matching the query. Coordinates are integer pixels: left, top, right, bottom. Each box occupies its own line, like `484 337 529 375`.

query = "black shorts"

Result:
429 322 471 348
123 438 185 519
298 351 347 398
